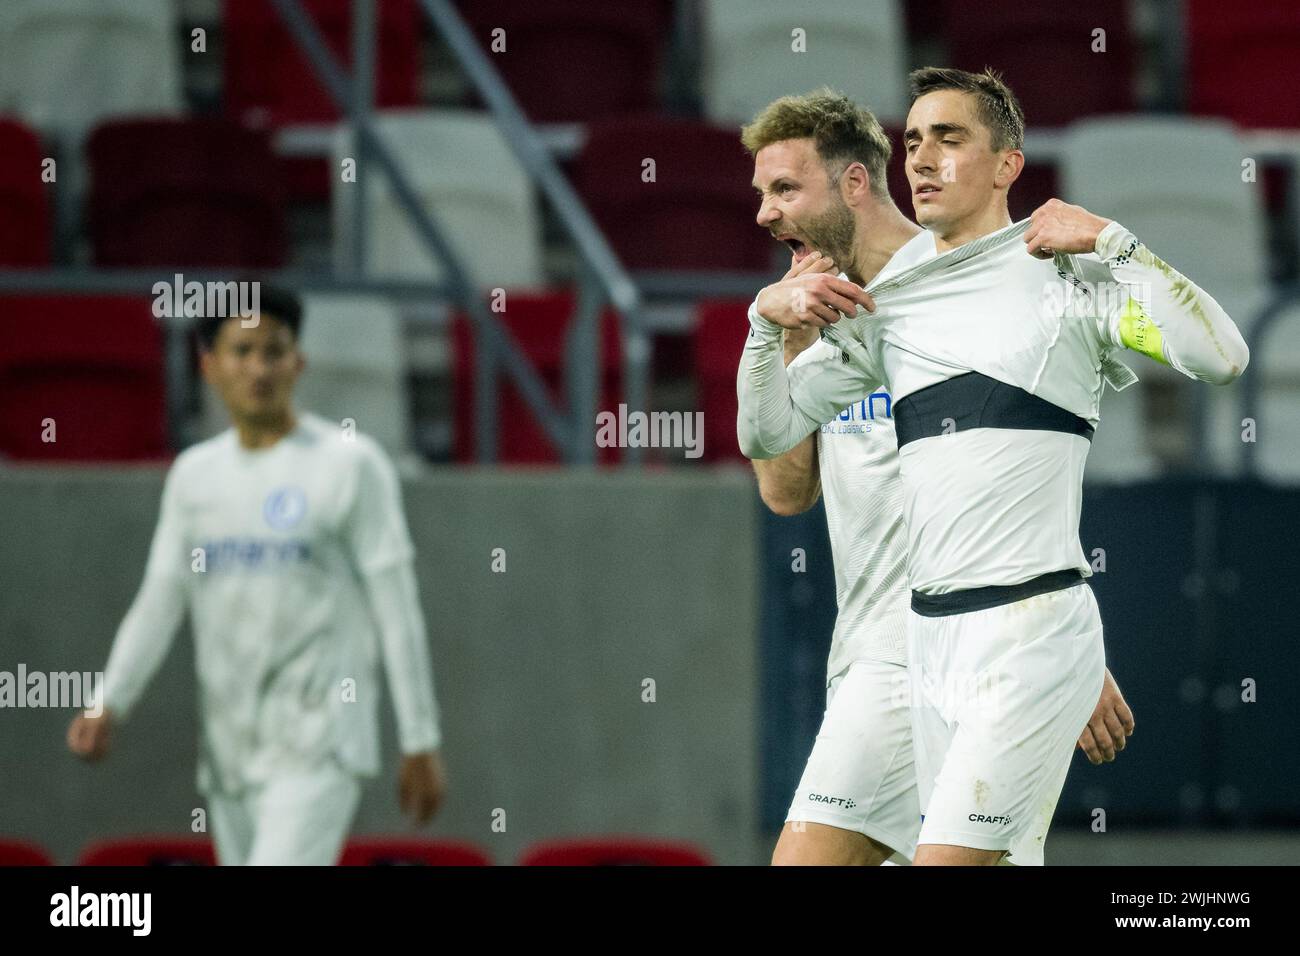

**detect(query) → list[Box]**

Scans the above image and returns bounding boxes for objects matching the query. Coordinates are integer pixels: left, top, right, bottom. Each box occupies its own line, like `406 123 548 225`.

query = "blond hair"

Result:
741 88 892 199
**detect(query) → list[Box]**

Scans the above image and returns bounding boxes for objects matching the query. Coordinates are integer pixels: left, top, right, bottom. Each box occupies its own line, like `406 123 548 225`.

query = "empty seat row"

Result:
466 0 1300 130
0 117 286 270
0 0 183 144
1 106 1282 297
0 291 613 466
0 0 419 143
0 110 773 277
0 834 712 866
5 290 1292 478
0 293 410 463
2 0 1298 160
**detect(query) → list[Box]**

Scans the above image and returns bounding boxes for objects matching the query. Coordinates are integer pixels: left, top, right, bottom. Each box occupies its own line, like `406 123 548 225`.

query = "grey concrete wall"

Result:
0 466 764 865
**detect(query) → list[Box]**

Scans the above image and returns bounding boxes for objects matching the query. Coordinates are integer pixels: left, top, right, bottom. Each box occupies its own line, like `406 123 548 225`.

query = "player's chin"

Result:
241 398 287 421
912 202 943 226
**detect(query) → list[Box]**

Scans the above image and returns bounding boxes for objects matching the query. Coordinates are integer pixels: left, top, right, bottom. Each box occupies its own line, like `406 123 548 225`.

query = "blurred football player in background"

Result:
68 285 446 865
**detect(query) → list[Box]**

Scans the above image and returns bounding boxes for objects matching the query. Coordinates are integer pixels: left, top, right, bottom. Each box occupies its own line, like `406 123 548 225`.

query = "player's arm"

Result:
749 254 841 508
1027 199 1249 384
345 444 445 824
68 468 189 760
737 260 879 460
359 561 446 823
752 325 825 515
753 437 820 515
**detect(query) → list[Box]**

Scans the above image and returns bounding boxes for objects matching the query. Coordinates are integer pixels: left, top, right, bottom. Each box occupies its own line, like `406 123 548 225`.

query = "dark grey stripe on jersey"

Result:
894 371 1095 448
911 569 1086 617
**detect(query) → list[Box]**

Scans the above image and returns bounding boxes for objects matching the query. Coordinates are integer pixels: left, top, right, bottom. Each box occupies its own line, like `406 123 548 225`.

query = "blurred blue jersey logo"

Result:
263 486 308 530
821 391 893 437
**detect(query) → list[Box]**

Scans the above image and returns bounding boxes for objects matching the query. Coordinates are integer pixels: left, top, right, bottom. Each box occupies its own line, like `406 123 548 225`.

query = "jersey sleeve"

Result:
785 336 843 381
359 560 442 754
343 441 417 577
100 464 190 721
343 441 440 752
736 299 883 459
1087 221 1250 385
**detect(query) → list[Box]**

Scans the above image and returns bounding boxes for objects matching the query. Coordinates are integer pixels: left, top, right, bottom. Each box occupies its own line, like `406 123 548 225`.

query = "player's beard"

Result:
799 197 856 275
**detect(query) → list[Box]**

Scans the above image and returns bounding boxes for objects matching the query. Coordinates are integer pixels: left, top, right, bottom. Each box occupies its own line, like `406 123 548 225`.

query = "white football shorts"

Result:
207 757 362 866
786 657 920 863
907 580 1106 865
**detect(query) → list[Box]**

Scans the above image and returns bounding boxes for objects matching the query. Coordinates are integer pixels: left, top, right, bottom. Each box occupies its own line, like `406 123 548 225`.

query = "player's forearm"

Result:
736 306 827 459
752 438 821 515
100 574 186 720
750 326 825 512
1097 221 1249 385
363 561 442 753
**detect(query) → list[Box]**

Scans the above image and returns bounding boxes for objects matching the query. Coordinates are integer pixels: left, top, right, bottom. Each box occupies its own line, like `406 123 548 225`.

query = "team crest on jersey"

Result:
263 486 308 530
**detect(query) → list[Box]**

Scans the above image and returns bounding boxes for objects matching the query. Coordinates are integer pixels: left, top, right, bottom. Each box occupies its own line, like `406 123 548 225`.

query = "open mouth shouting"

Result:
775 233 814 263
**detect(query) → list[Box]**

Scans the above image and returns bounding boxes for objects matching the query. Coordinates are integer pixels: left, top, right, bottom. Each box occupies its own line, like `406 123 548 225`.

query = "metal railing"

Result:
271 0 576 463
416 0 654 464
1240 283 1300 478
0 0 651 466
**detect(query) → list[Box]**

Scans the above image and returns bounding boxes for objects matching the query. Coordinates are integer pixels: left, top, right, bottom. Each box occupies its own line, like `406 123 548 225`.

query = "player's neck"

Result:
233 408 299 450
932 203 1013 252
846 202 922 286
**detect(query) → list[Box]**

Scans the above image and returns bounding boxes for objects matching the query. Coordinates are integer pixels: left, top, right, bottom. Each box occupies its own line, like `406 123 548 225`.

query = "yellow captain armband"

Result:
1118 296 1167 365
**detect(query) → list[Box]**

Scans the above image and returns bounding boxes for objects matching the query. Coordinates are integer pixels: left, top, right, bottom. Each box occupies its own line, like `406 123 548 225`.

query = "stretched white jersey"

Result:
797 340 909 673
101 411 441 794
740 220 1248 595
782 237 936 675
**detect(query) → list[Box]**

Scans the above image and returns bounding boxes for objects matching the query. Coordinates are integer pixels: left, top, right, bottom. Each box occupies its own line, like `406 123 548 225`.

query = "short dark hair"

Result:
907 67 1025 152
196 282 303 349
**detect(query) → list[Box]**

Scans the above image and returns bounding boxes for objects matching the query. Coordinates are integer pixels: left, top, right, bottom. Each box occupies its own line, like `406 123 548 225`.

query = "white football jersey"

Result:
740 219 1248 596
797 340 909 673
782 237 936 676
101 411 441 794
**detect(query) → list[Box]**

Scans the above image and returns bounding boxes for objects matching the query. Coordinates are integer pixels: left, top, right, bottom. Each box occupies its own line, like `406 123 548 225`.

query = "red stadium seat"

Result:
937 0 1135 127
693 299 751 464
86 119 285 268
78 837 217 866
1188 0 1300 128
0 838 54 865
0 119 50 267
224 0 419 126
518 836 712 866
573 117 774 272
455 0 672 122
452 290 623 465
0 296 169 462
223 0 421 199
338 838 492 866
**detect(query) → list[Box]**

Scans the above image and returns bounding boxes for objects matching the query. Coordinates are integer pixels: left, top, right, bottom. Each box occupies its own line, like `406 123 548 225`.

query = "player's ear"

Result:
996 148 1024 190
841 161 871 205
